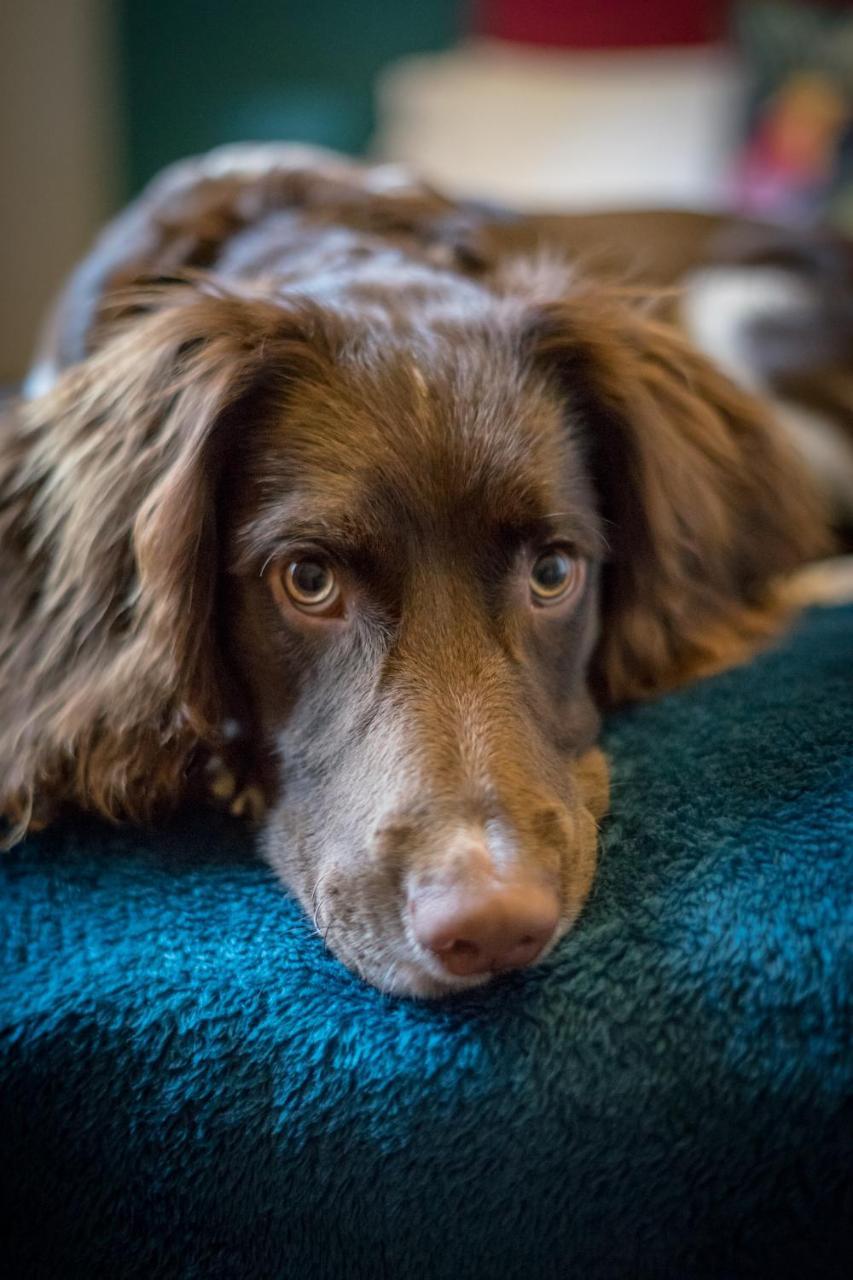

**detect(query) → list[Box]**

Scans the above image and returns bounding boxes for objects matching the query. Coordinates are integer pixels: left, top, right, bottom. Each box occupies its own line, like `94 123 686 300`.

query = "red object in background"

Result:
476 0 730 49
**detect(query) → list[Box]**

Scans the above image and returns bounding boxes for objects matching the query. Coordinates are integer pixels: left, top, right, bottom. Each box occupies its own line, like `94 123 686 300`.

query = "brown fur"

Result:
0 146 829 994
530 285 825 700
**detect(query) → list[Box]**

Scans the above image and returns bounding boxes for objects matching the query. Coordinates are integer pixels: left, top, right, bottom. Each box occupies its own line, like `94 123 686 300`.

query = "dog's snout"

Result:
409 865 560 977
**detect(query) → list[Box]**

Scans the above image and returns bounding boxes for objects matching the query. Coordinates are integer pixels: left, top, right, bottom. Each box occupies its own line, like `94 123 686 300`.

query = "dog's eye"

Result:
529 549 584 607
282 559 340 613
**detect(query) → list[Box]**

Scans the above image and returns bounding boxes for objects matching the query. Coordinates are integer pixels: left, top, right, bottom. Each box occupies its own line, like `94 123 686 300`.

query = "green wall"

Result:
117 1 464 196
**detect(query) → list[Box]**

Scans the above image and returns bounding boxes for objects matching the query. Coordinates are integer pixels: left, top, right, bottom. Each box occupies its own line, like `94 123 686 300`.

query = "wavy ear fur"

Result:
533 287 829 703
0 282 323 832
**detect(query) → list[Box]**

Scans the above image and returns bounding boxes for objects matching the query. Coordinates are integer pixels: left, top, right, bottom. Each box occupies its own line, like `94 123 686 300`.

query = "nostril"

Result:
439 938 481 964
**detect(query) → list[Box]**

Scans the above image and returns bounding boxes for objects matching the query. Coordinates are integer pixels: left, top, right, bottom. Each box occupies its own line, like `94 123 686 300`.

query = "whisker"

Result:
379 958 399 993
310 866 336 938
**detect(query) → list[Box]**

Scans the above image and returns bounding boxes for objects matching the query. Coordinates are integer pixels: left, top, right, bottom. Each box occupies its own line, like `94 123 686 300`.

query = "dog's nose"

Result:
410 875 560 977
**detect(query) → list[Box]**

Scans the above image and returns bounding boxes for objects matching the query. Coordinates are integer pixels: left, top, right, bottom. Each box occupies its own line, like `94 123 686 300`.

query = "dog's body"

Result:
0 144 838 996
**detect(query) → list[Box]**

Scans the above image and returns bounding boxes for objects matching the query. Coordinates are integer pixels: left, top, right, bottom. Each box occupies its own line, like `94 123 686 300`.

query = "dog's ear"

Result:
0 282 326 831
531 287 829 703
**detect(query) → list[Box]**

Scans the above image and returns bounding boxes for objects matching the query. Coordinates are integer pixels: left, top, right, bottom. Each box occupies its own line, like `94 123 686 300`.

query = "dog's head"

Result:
1 264 824 996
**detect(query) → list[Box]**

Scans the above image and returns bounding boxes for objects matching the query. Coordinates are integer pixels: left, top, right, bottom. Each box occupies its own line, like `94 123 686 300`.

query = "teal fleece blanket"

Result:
1 606 851 1280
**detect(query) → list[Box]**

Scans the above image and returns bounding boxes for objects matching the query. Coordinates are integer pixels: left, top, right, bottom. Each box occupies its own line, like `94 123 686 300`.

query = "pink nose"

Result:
410 878 560 977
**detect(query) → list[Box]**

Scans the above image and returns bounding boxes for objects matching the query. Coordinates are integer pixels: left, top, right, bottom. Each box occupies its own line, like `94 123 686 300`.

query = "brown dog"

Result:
0 145 829 996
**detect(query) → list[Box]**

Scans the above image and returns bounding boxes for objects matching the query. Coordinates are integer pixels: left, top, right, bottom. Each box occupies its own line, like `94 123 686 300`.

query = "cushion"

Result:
2 605 851 1280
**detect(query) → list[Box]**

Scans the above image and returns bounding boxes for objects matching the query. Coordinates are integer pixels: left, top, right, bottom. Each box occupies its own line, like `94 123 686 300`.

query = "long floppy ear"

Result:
0 282 324 832
532 286 830 704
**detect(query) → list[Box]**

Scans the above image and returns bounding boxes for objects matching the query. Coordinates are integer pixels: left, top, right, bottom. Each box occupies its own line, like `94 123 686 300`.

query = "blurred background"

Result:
2 0 852 382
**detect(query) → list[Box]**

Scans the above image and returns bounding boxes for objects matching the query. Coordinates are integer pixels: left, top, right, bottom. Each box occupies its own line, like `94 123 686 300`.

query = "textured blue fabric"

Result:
1 606 851 1280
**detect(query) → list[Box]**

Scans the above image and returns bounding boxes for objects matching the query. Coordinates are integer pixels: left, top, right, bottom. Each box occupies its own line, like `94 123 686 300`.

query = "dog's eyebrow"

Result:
231 493 382 574
264 524 371 564
503 511 606 558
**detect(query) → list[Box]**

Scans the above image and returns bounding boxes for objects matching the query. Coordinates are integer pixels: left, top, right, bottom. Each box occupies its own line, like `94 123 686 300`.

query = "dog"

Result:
0 144 837 997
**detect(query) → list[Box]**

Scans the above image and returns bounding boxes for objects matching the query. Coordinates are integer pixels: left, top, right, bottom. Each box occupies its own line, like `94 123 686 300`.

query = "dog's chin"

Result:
377 963 494 1001
342 916 573 1001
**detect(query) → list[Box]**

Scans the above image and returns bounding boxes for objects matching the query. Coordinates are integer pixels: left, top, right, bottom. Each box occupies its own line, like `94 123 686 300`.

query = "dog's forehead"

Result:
265 333 580 539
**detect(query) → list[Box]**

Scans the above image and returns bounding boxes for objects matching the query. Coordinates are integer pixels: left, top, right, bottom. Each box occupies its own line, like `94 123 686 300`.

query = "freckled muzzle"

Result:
394 776 604 990
262 732 608 999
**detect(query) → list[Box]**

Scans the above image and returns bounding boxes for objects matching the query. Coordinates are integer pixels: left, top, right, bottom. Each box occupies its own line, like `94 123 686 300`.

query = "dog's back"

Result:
24 145 853 527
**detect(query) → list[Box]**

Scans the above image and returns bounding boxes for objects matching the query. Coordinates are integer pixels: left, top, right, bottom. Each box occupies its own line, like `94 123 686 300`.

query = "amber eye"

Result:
282 559 340 613
529 548 583 606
